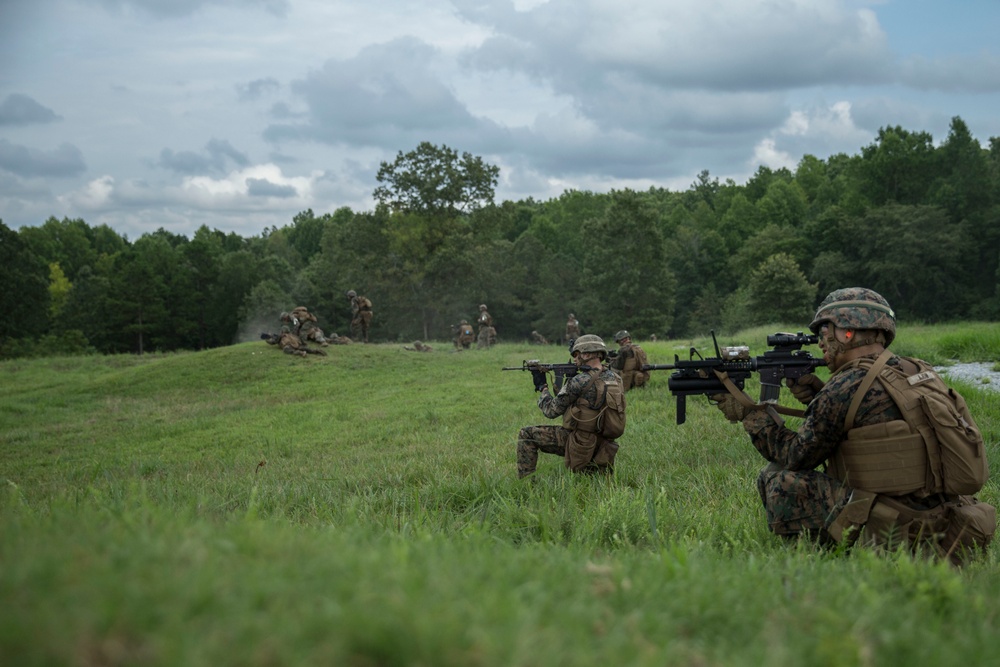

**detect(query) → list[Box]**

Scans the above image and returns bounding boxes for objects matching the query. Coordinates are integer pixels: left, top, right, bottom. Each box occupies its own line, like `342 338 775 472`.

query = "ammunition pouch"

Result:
828 490 995 564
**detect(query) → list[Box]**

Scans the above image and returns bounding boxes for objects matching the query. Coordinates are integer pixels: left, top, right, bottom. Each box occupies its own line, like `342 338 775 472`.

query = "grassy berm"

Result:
2 324 999 667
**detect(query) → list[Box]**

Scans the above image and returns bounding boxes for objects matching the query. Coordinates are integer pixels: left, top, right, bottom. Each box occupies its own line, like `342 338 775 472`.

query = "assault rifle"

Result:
644 332 826 424
502 359 580 392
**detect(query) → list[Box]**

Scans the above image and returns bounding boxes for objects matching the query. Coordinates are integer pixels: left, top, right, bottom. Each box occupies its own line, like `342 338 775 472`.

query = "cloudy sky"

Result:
2 0 999 240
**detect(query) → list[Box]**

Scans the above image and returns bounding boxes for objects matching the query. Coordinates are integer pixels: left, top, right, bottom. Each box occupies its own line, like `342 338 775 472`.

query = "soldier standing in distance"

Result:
346 290 373 343
476 303 495 349
564 313 581 343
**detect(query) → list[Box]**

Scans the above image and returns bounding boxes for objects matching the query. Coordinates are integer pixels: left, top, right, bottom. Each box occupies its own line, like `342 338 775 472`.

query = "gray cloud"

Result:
0 140 86 178
157 139 250 174
264 36 499 148
0 94 62 126
246 177 297 198
897 54 1000 93
89 0 289 19
237 77 281 102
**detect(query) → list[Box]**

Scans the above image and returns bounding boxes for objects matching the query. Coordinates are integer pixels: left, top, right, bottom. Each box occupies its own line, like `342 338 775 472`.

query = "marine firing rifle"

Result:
644 331 827 424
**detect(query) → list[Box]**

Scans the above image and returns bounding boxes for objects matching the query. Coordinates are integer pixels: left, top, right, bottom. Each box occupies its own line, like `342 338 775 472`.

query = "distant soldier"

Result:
280 306 329 346
649 334 657 342
564 313 581 343
327 333 353 345
531 330 549 345
452 320 475 350
346 290 373 343
476 304 496 349
261 331 327 357
515 335 625 478
610 330 650 391
403 340 433 352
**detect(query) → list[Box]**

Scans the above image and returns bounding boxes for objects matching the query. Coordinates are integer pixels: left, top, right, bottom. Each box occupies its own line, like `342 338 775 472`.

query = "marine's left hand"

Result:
531 368 547 392
709 393 751 423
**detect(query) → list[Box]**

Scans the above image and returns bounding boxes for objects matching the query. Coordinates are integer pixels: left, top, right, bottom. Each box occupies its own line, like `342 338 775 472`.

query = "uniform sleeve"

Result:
741 371 859 471
537 373 586 418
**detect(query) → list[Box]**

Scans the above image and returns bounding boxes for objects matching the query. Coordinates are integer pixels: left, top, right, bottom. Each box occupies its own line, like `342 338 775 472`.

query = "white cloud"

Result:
61 175 115 210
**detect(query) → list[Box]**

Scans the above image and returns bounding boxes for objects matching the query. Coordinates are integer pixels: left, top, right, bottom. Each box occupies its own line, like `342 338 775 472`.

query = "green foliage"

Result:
745 253 818 326
0 221 51 341
1 328 998 666
374 141 500 216
8 118 1000 358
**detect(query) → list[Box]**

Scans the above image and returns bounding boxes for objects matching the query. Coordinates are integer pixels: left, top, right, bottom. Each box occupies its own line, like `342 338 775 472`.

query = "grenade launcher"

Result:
644 332 826 424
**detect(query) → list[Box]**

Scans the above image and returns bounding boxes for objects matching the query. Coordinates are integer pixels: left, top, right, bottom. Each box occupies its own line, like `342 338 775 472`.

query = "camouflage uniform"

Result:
564 314 581 343
476 305 495 349
281 306 328 345
452 321 475 350
531 330 549 345
516 365 622 478
404 340 432 352
347 291 373 343
740 356 904 539
610 331 649 391
262 331 327 357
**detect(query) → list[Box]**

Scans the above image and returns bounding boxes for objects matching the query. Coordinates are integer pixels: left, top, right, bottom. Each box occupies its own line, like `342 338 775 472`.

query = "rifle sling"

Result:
713 370 807 420
843 348 894 430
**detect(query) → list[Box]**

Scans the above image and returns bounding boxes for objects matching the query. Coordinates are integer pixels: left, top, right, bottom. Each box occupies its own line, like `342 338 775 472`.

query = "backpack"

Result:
597 374 627 438
843 350 988 496
632 345 650 386
563 371 627 439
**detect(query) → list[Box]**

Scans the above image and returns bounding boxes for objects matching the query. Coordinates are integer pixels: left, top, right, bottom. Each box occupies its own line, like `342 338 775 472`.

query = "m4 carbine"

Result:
502 359 580 391
644 332 826 424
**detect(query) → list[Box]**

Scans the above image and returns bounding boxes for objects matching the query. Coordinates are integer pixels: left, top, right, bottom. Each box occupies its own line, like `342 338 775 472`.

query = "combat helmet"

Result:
808 287 896 346
613 330 630 343
572 334 608 356
479 304 487 310
346 290 357 298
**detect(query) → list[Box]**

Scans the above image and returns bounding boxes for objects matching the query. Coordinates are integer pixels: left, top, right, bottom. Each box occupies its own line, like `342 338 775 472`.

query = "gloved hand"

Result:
531 368 547 392
785 373 825 405
710 393 751 423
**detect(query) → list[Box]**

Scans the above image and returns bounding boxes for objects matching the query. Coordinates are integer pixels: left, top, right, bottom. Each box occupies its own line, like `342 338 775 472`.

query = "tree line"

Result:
2 118 999 358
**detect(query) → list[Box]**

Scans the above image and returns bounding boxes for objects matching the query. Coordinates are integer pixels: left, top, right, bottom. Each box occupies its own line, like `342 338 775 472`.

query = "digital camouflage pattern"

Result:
740 353 905 538
808 287 896 345
516 366 621 477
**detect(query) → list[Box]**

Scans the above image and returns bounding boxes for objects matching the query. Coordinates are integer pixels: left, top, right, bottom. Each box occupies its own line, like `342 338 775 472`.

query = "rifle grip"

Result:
676 395 687 425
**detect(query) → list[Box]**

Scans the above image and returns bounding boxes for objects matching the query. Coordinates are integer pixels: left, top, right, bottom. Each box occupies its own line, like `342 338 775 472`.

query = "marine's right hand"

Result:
785 374 825 405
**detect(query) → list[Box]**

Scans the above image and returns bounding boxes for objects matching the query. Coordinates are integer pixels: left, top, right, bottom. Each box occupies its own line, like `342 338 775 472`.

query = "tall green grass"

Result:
1 325 998 666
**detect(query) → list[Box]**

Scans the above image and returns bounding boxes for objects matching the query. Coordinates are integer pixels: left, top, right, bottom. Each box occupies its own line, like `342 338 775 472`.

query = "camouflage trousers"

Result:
756 462 851 539
516 425 615 478
351 312 372 343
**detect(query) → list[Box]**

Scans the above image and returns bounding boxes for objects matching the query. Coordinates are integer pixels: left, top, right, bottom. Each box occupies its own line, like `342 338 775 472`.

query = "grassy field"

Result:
1 324 998 666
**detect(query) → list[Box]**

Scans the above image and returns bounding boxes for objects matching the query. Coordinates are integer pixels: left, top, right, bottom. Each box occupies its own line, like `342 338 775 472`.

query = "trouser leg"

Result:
516 425 565 478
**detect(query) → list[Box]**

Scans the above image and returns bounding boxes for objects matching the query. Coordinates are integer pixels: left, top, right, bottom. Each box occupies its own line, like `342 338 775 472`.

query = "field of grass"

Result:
2 325 999 666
